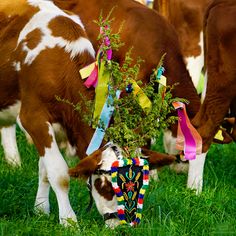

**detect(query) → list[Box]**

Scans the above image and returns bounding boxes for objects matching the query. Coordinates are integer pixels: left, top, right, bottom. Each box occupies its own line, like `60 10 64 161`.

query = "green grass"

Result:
0 128 235 236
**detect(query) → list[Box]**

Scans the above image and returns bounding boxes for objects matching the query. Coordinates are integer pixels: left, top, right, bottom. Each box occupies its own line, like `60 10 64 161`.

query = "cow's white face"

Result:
88 146 120 228
69 144 176 228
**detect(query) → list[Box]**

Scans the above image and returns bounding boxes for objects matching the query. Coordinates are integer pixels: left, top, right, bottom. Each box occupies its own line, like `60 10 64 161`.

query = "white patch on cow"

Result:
185 31 204 89
57 37 95 60
51 123 76 156
35 158 50 215
201 70 208 103
17 0 95 65
0 101 21 166
16 115 30 138
100 146 120 170
91 174 118 214
12 61 21 72
163 129 190 174
27 0 84 28
163 129 179 155
90 147 120 228
65 141 77 157
170 161 189 174
1 125 21 166
187 152 207 194
0 101 21 124
149 169 159 181
39 122 77 225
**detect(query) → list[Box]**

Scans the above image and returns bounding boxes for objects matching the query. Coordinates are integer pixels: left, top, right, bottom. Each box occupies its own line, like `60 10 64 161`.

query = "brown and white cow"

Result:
52 0 203 192
0 0 95 225
153 0 235 192
153 0 210 91
0 0 176 227
190 0 236 188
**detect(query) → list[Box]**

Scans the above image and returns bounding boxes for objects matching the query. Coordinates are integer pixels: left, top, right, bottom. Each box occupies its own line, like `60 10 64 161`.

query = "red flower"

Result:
125 181 135 192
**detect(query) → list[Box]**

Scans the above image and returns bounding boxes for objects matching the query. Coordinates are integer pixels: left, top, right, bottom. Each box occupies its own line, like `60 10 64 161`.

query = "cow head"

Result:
69 144 175 228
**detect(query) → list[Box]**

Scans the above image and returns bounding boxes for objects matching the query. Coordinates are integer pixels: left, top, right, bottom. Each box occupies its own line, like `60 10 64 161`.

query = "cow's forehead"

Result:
99 147 120 171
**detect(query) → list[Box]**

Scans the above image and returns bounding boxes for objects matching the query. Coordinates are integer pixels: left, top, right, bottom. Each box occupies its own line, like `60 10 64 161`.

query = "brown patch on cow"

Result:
53 0 79 12
69 148 105 179
24 28 42 50
141 148 176 170
0 0 39 17
94 176 115 201
153 0 210 58
43 175 49 183
48 16 86 41
19 110 53 156
58 175 69 191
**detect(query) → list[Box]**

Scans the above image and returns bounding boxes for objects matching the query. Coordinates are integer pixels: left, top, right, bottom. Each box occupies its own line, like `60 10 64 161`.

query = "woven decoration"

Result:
111 158 149 226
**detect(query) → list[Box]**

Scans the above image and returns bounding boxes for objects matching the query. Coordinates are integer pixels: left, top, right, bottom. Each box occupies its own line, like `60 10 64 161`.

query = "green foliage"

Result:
78 16 182 157
0 129 236 235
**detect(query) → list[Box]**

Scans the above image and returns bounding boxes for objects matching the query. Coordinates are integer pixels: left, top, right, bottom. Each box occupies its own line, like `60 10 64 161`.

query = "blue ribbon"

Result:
156 66 165 80
86 90 121 155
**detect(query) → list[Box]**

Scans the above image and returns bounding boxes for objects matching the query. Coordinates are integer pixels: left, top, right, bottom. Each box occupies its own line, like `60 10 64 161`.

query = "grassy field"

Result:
0 127 235 236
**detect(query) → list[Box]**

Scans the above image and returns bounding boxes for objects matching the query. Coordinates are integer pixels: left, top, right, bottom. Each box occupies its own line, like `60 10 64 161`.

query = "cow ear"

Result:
69 148 104 179
141 148 176 170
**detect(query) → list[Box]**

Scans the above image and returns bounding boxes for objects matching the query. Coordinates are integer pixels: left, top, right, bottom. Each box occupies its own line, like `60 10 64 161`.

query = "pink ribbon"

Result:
83 25 112 88
173 102 202 160
104 36 112 60
84 64 98 88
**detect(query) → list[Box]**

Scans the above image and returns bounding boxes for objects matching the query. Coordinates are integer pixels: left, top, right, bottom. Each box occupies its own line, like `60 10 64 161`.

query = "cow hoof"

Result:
5 156 21 167
170 162 189 174
60 217 78 227
149 169 159 181
105 218 120 229
34 203 50 216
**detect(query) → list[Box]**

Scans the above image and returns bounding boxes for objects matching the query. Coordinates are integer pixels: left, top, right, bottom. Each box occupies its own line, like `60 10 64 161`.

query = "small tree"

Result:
77 15 182 158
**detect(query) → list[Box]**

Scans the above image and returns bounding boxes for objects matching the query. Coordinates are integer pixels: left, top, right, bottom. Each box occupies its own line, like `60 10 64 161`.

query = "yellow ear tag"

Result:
214 130 224 141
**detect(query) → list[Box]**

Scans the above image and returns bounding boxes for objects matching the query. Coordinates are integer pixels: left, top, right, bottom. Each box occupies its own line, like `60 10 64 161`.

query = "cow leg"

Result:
163 130 178 155
187 152 207 194
163 130 189 173
17 115 77 226
1 125 21 166
34 158 50 215
41 131 77 226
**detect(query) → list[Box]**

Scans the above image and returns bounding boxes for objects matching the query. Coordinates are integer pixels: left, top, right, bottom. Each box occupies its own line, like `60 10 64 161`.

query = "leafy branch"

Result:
63 14 183 157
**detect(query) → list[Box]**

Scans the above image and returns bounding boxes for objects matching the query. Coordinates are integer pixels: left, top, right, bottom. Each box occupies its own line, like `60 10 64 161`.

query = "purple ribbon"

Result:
104 36 112 60
177 108 197 160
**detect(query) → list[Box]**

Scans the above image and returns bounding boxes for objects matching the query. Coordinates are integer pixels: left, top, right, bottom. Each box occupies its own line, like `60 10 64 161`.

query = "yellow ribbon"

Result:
79 62 96 79
131 80 152 112
93 61 110 119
